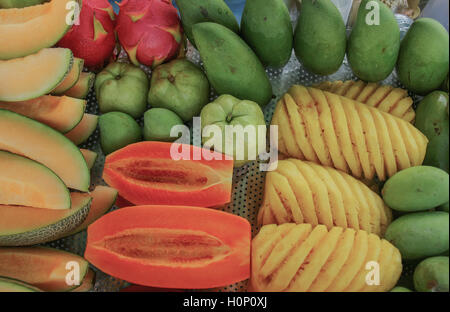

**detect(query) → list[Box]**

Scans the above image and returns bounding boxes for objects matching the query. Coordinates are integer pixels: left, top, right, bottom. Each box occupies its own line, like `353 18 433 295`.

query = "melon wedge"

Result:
80 149 98 169
0 150 70 210
0 0 74 60
71 269 95 292
0 95 86 133
0 247 89 292
64 72 95 99
65 113 99 145
0 193 92 246
0 109 90 192
52 58 84 95
0 48 73 101
0 277 42 292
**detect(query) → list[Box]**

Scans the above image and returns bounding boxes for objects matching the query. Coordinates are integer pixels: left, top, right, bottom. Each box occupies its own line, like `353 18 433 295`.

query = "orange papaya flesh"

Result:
103 142 233 207
85 205 251 289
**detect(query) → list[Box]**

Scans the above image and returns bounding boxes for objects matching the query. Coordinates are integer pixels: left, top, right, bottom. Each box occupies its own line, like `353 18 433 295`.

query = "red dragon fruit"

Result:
116 0 183 67
58 0 116 71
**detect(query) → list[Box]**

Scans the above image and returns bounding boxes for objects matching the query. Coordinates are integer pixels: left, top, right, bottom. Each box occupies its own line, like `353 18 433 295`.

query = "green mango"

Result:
175 0 239 48
397 18 449 95
347 0 400 82
143 108 184 142
423 124 449 173
148 59 210 122
294 0 346 75
382 166 449 212
241 0 293 68
414 256 449 292
385 211 449 260
0 0 45 8
192 22 273 107
390 286 413 292
442 75 449 93
99 112 142 155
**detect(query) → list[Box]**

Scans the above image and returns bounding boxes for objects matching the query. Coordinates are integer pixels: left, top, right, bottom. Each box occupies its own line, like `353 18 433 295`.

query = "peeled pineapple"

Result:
315 80 415 123
258 159 392 236
271 85 428 181
250 223 402 292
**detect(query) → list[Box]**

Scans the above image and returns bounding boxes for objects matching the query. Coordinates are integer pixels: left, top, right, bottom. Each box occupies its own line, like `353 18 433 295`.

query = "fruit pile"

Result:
0 0 448 293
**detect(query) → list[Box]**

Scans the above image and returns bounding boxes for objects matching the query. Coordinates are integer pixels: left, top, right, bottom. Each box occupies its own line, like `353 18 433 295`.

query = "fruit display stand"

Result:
37 5 429 292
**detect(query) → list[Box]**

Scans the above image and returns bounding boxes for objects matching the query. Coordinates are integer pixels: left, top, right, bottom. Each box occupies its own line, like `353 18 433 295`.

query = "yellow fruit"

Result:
271 85 428 181
258 159 392 236
315 80 415 123
250 223 402 292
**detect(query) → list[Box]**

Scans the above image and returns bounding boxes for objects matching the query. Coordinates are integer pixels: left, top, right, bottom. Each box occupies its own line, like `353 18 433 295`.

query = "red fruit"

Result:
116 0 182 67
58 0 116 71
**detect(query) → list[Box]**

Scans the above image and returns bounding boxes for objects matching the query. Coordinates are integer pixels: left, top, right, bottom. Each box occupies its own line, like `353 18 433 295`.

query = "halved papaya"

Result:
84 205 251 289
61 186 118 238
64 72 96 99
52 58 84 95
65 113 99 145
0 0 74 59
0 246 89 291
80 149 98 169
103 142 233 207
0 48 73 101
0 193 92 246
0 277 42 292
0 109 90 191
0 95 86 133
0 150 70 209
71 269 96 292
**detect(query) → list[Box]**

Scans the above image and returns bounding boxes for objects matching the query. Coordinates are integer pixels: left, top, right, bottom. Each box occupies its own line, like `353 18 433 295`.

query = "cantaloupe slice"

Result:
0 48 73 101
52 58 84 95
71 269 96 292
0 150 71 210
0 0 74 59
0 193 92 246
0 109 90 192
80 149 98 169
64 72 96 99
0 95 85 133
65 113 99 145
0 247 89 292
0 277 42 292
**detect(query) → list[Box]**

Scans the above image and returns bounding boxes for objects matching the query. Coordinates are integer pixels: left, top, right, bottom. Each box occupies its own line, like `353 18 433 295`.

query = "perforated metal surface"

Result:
44 11 418 292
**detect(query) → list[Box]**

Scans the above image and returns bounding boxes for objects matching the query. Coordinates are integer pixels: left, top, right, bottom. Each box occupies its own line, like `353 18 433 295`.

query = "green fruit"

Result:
143 108 184 142
99 112 142 155
347 0 400 82
148 59 210 122
414 256 449 292
382 166 449 212
390 286 413 292
0 0 44 8
416 91 449 140
192 22 273 107
0 277 42 292
397 18 449 95
424 125 449 173
175 0 239 48
241 0 293 68
200 94 266 167
442 75 449 93
95 62 149 118
385 211 449 260
294 0 346 75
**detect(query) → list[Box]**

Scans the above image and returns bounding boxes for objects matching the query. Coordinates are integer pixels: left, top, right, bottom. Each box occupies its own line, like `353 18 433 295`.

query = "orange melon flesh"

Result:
0 0 74 60
0 48 73 101
80 149 98 169
64 72 95 99
0 109 90 192
0 95 86 133
0 247 89 292
65 113 99 145
0 150 70 210
52 58 84 95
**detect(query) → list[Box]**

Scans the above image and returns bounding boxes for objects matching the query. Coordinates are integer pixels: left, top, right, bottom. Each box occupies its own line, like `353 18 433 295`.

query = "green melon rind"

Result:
0 109 91 192
0 276 42 292
0 196 92 246
64 72 96 99
0 48 73 102
52 58 84 95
